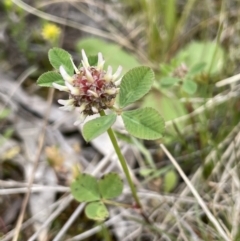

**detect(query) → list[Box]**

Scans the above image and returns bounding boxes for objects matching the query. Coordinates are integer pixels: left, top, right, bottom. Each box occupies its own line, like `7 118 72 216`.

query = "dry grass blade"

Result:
12 0 152 65
216 73 240 87
166 89 239 128
12 0 111 40
11 0 136 53
28 195 73 241
65 214 123 241
0 66 37 114
52 204 85 241
160 144 232 241
0 186 70 195
1 196 68 241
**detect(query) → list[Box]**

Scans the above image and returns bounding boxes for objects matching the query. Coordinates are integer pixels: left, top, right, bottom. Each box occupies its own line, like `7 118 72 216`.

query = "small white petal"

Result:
81 60 88 69
58 99 74 111
79 103 87 112
104 66 113 82
114 78 122 86
87 90 98 98
84 68 94 83
81 49 89 68
52 82 69 92
65 82 80 95
59 66 73 83
106 66 113 75
112 66 122 82
97 52 105 70
58 99 74 106
70 58 80 74
92 106 98 113
74 113 87 126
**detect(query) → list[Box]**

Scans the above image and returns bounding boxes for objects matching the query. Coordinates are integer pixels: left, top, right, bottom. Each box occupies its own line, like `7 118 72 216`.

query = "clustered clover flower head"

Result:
52 50 122 125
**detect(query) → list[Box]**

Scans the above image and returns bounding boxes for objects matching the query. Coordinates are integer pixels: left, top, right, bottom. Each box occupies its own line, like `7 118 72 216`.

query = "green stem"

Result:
99 110 142 209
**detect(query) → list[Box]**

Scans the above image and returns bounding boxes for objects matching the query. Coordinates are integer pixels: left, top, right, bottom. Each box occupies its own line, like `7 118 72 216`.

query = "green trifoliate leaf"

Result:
48 47 74 75
70 173 100 202
182 79 197 94
37 71 64 87
161 77 180 87
119 66 154 108
122 108 165 140
85 201 109 221
82 114 117 142
98 173 123 199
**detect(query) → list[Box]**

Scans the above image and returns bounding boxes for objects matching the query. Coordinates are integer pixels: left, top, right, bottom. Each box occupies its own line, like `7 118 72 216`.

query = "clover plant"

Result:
37 47 165 221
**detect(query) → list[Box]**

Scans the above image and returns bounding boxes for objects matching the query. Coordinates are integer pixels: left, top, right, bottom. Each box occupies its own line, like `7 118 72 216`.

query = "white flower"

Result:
52 49 122 125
